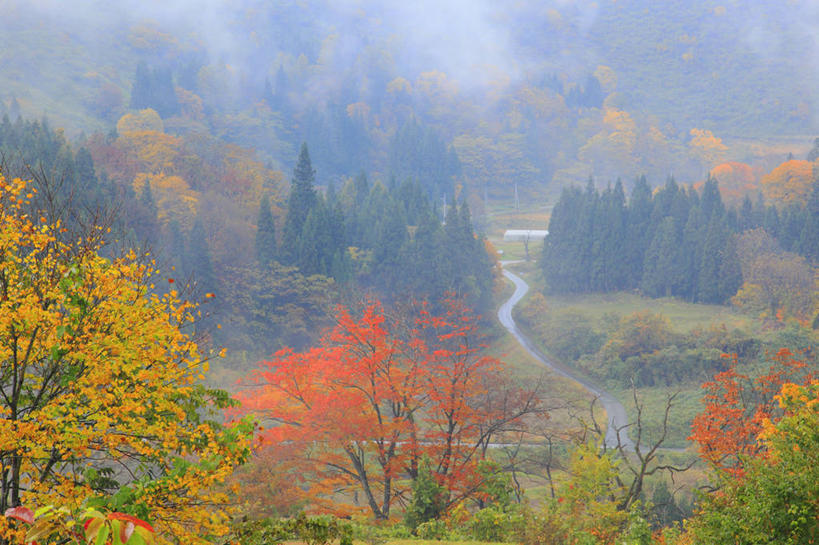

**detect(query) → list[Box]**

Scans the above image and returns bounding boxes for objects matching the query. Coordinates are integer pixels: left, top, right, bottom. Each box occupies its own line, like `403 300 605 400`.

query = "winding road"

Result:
497 262 633 450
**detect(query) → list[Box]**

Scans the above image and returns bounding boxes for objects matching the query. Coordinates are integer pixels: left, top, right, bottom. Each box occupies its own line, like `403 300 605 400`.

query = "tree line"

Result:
258 143 496 317
541 174 819 304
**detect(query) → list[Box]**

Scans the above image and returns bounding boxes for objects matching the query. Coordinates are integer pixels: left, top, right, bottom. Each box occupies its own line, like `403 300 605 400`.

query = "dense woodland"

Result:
1 1 819 545
542 174 819 304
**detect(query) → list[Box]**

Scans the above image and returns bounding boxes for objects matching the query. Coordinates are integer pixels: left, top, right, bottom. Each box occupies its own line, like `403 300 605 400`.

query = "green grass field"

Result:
539 291 760 334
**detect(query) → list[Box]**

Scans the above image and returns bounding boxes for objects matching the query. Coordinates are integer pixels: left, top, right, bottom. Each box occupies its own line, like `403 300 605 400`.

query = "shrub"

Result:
416 519 449 540
469 507 524 542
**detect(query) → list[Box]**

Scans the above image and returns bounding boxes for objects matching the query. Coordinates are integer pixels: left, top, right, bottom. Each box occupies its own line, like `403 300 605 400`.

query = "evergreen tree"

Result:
255 194 277 267
137 180 160 247
718 234 743 303
298 200 333 276
408 208 445 301
388 118 458 200
763 203 781 240
576 179 599 292
798 178 819 262
130 62 151 111
780 203 806 252
681 206 705 301
641 217 682 297
625 175 654 287
542 186 586 293
187 217 218 297
739 195 755 231
130 62 180 117
700 176 725 223
697 217 729 304
281 143 318 265
373 199 409 293
592 182 627 291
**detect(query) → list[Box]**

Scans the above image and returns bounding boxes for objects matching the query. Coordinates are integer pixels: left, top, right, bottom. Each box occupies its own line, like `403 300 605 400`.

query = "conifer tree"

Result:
298 201 333 276
697 217 728 303
625 175 654 287
718 234 742 303
138 180 160 247
373 199 409 292
763 203 781 239
641 217 682 297
739 195 755 231
255 194 277 267
187 217 218 297
681 206 706 300
281 143 318 265
700 176 725 223
798 178 819 262
780 203 806 252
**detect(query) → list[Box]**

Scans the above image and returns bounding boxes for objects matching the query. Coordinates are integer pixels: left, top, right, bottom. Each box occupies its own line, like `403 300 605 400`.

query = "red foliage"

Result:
690 348 812 477
234 298 541 518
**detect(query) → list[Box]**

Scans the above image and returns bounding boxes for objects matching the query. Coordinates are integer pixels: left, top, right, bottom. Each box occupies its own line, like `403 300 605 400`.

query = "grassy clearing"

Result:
540 292 760 334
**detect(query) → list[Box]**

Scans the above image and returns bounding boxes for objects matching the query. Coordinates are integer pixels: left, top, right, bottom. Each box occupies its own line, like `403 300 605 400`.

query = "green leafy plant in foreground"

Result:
4 505 155 545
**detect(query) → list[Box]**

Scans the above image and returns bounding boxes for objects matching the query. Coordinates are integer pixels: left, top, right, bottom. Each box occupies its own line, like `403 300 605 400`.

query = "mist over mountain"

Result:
3 0 819 191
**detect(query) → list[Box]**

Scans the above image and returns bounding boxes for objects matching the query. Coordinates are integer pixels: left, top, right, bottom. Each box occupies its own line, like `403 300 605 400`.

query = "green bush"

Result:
405 456 448 532
468 507 524 542
416 519 449 540
228 514 354 545
291 514 353 545
518 307 604 362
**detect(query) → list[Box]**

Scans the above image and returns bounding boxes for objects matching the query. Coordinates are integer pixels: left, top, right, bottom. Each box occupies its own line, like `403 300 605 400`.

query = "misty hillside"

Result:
3 0 819 193
2 2 819 544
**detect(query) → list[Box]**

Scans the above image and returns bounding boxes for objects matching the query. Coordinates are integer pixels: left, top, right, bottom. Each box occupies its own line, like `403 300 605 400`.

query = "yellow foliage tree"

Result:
116 109 164 134
760 159 814 205
689 128 728 169
0 176 251 543
118 131 182 175
578 108 637 179
134 172 199 229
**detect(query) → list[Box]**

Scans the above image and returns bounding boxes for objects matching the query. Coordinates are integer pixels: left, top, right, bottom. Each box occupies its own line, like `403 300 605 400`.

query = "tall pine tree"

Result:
281 143 318 265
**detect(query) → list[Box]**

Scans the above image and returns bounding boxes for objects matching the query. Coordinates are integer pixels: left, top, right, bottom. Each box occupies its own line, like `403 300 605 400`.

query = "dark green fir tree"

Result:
255 194 277 267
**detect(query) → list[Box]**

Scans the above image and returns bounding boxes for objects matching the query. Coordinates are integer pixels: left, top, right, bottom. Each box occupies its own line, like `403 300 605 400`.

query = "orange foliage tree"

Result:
760 159 814 205
708 161 760 206
689 348 813 477
235 299 544 519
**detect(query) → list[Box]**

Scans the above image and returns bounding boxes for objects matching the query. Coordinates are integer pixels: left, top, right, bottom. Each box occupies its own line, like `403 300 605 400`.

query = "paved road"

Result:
497 262 633 449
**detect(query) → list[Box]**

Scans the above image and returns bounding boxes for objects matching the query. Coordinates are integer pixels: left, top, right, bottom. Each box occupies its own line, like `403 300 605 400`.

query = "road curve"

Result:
497 262 633 449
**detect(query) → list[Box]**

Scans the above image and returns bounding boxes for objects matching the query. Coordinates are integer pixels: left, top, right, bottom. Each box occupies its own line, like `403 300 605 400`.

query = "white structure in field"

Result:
503 230 548 242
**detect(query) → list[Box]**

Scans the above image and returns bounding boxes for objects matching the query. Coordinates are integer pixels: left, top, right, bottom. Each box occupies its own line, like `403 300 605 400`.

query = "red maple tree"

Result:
235 298 543 518
690 348 813 477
